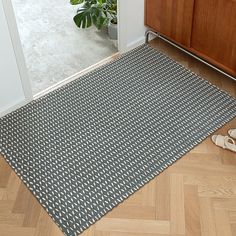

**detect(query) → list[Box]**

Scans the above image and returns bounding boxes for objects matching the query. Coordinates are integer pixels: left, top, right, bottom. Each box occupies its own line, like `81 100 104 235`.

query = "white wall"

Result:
118 0 147 52
0 0 32 117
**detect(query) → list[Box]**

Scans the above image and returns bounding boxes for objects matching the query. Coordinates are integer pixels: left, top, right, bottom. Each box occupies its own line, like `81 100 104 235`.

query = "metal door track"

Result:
145 30 236 82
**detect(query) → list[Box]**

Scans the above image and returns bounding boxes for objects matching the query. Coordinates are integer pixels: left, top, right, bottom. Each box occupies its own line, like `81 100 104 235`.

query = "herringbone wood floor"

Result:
0 39 236 236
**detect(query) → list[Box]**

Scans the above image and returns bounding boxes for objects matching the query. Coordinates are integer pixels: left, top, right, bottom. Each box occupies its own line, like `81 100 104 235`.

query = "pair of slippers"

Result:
212 129 236 153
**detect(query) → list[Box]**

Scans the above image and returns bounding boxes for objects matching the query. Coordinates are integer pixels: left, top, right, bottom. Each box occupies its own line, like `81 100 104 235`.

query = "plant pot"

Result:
108 23 118 40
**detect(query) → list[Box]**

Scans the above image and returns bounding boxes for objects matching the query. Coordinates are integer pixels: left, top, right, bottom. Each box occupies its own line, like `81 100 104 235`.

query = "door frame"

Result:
2 0 33 109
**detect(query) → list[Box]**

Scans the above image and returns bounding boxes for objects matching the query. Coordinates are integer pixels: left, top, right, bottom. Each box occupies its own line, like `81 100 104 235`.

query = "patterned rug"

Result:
1 45 236 236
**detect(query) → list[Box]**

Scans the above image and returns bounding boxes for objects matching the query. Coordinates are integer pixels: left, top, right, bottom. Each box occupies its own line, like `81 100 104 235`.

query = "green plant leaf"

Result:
93 14 107 29
74 9 94 28
86 13 92 27
70 0 85 5
72 0 117 29
73 13 84 28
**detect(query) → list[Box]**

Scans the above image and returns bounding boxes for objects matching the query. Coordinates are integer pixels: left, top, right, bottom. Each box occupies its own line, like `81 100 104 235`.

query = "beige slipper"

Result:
211 135 236 153
228 129 236 139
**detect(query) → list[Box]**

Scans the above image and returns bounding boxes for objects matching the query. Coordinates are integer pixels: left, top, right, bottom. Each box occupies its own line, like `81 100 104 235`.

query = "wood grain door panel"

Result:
145 0 195 47
191 0 236 73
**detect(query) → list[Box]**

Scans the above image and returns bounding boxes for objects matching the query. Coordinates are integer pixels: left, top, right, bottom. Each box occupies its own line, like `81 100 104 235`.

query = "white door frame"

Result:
118 0 147 52
2 0 33 104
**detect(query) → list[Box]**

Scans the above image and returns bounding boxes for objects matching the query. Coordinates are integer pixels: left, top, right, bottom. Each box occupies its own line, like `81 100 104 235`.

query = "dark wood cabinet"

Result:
145 0 195 47
145 0 236 77
191 0 236 76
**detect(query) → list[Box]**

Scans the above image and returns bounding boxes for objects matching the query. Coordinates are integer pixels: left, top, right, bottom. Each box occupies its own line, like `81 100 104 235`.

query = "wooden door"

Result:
145 0 195 47
191 0 236 76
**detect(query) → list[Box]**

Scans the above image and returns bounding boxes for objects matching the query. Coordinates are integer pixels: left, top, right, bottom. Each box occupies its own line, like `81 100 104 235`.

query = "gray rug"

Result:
0 44 236 236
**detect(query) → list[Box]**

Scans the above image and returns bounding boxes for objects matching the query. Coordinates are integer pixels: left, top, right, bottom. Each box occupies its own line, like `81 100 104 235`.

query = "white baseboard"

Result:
125 34 156 52
0 99 28 118
126 36 146 51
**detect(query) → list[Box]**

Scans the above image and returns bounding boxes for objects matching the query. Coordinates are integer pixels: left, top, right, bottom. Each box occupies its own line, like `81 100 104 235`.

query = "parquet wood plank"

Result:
214 209 232 236
0 158 11 188
170 174 185 235
94 218 170 234
184 185 201 236
199 198 217 236
0 213 24 226
106 205 156 220
0 225 36 236
155 171 170 220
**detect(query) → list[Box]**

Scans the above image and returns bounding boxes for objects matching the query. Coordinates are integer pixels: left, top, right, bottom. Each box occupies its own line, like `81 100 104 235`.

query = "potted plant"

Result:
70 0 118 40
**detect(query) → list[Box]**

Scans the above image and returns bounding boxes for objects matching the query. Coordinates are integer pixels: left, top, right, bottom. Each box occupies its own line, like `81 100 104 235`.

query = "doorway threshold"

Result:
34 52 120 100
